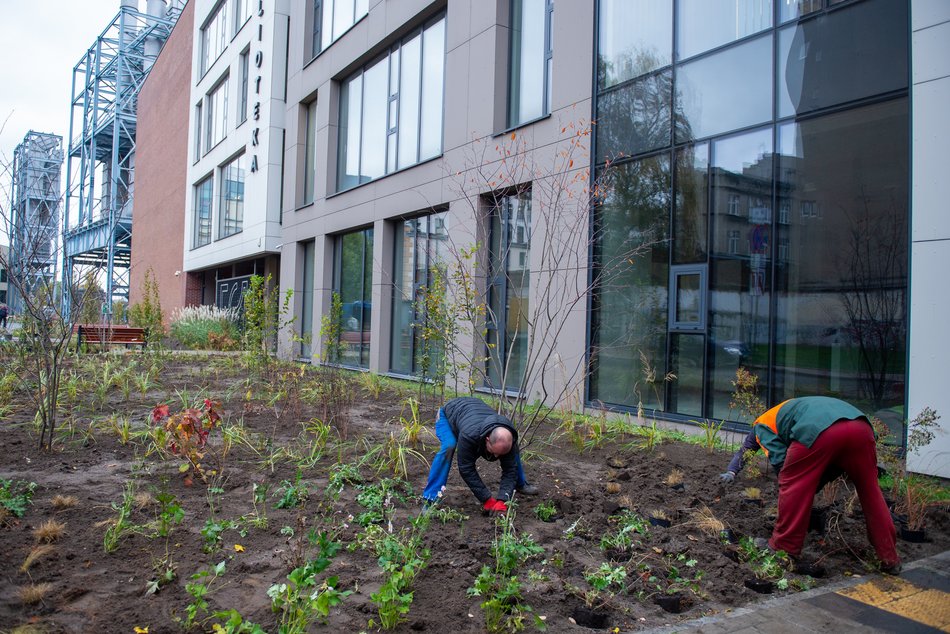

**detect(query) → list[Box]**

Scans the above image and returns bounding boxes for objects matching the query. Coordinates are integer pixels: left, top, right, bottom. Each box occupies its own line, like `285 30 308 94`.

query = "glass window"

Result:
303 100 318 205
675 34 772 142
390 212 450 377
219 153 245 238
311 0 369 58
193 176 213 248
707 127 772 420
774 99 908 413
193 103 203 162
673 142 708 263
590 155 671 409
596 70 672 162
777 0 908 119
508 0 553 127
239 50 249 124
487 192 532 392
597 0 672 88
300 240 315 359
206 77 229 152
676 0 772 61
200 1 229 75
337 16 445 191
234 0 252 34
780 0 823 23
332 227 374 368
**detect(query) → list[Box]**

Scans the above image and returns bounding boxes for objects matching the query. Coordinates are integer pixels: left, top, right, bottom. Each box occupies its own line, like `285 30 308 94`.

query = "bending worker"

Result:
422 397 538 512
720 396 900 574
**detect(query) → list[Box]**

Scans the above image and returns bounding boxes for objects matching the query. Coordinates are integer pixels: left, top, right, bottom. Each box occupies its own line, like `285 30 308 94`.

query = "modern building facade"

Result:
138 0 947 475
131 0 195 318
181 0 288 310
8 131 62 314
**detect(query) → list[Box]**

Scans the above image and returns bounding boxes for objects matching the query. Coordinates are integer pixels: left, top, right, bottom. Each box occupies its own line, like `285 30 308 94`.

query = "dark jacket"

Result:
443 397 520 503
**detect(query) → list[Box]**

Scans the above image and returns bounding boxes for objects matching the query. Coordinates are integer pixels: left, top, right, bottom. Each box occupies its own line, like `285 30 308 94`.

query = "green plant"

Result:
0 479 37 519
326 461 363 500
533 500 557 522
267 532 350 632
184 560 227 629
128 268 166 348
645 553 704 597
201 517 240 554
737 536 789 581
599 510 649 553
210 609 267 634
145 552 177 596
584 562 627 592
169 305 240 350
697 418 725 453
467 509 546 633
355 478 412 526
380 432 429 480
398 396 430 445
153 490 185 537
729 367 765 422
274 470 309 509
247 482 269 528
151 399 222 481
359 371 385 398
242 273 295 370
365 513 433 629
103 481 138 553
319 291 346 365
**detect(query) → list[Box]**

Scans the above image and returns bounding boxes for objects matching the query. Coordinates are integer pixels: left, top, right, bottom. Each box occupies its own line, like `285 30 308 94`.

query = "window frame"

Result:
507 0 554 129
218 152 246 239
193 175 214 249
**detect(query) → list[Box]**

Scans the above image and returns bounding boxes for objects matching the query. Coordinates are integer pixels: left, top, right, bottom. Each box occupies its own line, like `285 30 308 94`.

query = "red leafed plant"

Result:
151 399 222 481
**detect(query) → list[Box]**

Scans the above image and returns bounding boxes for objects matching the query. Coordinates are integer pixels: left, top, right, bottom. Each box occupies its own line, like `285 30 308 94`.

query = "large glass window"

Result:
486 192 532 392
300 241 315 359
590 156 671 409
597 0 671 88
206 78 229 152
303 101 318 205
200 1 229 76
676 0 772 61
774 99 908 414
239 50 249 124
596 70 672 161
332 227 374 368
391 212 450 378
219 153 245 238
311 0 369 58
234 0 252 35
193 103 203 162
193 176 213 248
337 16 445 191
508 0 553 128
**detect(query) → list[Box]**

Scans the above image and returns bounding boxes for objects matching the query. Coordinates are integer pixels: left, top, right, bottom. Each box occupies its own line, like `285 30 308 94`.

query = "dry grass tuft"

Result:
20 544 56 573
743 487 762 500
18 583 54 605
134 492 155 509
688 505 725 535
604 482 622 494
33 520 67 544
51 494 78 509
664 469 684 486
10 625 51 634
618 495 633 509
650 509 669 521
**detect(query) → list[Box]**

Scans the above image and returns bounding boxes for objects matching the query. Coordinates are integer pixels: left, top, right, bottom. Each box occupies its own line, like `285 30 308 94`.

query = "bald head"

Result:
486 426 513 457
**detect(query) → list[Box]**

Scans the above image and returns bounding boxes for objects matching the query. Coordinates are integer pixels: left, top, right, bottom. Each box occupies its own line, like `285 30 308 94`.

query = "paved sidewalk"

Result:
640 551 950 633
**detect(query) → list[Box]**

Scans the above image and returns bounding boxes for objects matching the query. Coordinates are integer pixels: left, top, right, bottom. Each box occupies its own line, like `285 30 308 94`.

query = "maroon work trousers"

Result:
769 418 899 567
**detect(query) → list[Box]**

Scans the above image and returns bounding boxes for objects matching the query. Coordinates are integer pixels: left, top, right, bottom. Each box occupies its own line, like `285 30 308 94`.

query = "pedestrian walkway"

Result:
641 551 950 633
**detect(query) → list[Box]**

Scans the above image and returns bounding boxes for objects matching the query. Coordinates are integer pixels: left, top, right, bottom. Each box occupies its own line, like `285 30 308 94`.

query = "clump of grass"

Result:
688 505 725 535
743 487 762 500
18 583 53 605
20 545 56 573
135 492 155 509
50 495 78 510
605 482 621 494
169 305 240 350
650 509 669 521
33 520 66 544
664 469 684 487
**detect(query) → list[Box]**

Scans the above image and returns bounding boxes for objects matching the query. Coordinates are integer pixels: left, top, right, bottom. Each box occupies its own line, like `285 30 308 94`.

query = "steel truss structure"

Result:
8 131 63 314
63 1 180 319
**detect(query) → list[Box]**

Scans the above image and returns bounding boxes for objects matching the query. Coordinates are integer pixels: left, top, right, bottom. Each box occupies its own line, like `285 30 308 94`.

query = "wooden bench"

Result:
74 325 147 351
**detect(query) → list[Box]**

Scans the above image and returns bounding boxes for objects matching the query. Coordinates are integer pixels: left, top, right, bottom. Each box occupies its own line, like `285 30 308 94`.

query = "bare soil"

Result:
0 352 946 633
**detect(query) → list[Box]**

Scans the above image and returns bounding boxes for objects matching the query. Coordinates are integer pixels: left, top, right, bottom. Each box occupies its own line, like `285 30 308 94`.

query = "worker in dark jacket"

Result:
422 397 538 511
721 396 900 573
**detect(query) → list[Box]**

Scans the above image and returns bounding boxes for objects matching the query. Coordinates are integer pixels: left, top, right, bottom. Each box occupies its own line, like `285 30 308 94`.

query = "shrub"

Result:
170 306 240 350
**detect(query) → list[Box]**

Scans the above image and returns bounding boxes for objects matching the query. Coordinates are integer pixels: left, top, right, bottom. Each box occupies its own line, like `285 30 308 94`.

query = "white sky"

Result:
0 1 126 212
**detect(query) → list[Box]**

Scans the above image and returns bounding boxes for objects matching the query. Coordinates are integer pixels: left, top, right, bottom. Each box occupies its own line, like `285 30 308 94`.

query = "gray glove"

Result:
718 471 736 484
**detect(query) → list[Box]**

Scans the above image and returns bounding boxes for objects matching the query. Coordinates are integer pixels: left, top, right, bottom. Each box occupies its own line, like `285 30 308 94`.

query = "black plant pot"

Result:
571 606 610 629
744 578 775 594
649 515 672 528
743 498 764 507
809 508 827 535
720 528 739 544
899 525 928 543
721 547 740 563
654 593 686 614
670 482 686 491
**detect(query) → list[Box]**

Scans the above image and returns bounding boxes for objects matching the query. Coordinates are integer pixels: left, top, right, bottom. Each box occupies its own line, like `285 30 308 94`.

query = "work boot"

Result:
881 560 902 575
516 483 540 496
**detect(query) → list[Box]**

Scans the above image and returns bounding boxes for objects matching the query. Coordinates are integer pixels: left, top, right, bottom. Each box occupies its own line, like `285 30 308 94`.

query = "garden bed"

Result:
0 352 947 633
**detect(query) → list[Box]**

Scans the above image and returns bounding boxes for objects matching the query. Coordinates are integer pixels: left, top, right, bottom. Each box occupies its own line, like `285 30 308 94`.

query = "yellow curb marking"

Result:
837 576 950 632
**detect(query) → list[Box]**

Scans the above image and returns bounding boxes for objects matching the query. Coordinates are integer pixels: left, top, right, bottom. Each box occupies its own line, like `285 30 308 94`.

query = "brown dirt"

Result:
0 353 946 633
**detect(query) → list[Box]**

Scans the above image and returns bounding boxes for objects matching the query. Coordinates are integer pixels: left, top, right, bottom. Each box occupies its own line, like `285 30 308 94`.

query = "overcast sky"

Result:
0 1 125 194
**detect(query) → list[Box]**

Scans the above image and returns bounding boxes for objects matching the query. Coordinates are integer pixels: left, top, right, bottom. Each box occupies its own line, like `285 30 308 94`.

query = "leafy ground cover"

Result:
0 352 947 633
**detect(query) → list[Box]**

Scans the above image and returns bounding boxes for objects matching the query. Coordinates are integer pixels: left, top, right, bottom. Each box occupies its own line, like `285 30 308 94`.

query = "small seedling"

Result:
533 500 558 522
584 562 627 592
0 479 37 518
274 470 309 510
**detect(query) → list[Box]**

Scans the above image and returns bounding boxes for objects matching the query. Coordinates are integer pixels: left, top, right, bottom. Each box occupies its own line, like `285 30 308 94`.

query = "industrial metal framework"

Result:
8 131 63 314
63 1 180 319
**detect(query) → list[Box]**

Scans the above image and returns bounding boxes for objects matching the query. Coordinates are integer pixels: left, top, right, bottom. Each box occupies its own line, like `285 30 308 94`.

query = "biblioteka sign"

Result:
250 0 265 174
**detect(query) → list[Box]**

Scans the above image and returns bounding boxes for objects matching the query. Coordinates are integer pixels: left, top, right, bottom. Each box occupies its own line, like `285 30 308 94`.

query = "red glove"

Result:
483 498 508 513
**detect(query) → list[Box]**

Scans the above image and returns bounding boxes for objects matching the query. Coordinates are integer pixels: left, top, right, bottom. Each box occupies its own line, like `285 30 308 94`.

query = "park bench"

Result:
74 324 147 351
